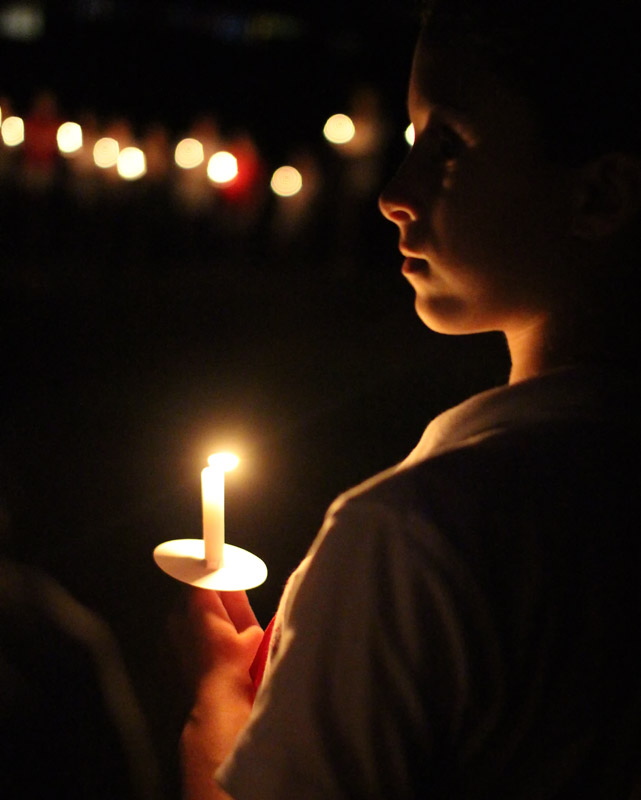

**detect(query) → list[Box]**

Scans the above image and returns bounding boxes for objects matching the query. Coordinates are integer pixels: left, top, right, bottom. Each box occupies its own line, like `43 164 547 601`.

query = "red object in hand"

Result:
249 616 276 691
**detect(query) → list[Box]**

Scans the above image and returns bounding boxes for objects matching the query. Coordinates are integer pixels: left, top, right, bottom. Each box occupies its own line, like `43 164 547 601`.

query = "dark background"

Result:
1 1 509 794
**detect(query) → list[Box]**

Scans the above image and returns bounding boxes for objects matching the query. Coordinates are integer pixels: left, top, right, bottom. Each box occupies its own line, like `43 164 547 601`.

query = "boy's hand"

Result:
178 590 263 800
186 589 264 689
172 588 264 697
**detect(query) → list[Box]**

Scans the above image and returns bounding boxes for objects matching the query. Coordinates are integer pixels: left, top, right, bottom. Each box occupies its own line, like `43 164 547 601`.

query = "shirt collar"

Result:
402 365 632 466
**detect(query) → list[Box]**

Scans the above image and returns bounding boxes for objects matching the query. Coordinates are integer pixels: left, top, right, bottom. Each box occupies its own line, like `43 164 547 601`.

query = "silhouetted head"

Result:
419 0 641 164
379 0 641 372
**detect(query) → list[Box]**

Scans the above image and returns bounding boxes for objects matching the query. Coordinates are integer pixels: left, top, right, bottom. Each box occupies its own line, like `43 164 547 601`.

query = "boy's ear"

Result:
571 152 641 240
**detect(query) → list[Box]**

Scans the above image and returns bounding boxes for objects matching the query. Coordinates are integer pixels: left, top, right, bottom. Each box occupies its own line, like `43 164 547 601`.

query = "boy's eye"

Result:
410 112 469 165
434 123 465 162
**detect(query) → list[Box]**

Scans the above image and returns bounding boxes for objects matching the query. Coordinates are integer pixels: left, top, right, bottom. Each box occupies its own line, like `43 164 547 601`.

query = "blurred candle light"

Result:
0 4 45 41
57 121 83 155
201 452 240 570
1 115 24 146
270 165 303 197
207 150 238 184
175 137 204 169
117 146 146 180
405 123 416 146
323 113 356 145
93 136 119 168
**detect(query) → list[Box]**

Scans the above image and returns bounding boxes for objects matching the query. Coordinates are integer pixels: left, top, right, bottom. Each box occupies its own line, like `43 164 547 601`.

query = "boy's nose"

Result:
378 190 417 225
378 169 419 225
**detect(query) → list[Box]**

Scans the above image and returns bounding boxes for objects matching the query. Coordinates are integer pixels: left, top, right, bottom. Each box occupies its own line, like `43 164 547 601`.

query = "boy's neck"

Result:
506 315 557 385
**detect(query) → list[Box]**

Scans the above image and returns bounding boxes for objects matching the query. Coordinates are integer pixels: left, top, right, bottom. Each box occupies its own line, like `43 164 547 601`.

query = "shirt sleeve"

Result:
217 491 496 800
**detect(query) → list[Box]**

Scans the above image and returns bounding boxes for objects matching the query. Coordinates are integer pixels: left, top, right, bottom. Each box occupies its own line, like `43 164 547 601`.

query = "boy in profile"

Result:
180 1 641 797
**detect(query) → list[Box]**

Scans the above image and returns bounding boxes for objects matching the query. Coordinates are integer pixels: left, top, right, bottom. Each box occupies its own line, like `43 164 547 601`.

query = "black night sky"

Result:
5 0 417 151
1 1 509 794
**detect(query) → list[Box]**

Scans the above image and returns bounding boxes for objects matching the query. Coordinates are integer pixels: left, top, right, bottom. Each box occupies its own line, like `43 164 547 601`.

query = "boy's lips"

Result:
399 243 429 274
402 256 429 275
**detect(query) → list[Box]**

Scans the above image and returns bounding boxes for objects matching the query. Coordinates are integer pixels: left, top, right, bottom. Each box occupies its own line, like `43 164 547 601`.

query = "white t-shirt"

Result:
218 367 641 798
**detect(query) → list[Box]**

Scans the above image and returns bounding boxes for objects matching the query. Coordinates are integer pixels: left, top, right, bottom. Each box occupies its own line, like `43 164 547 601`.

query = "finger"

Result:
219 590 261 633
189 587 232 624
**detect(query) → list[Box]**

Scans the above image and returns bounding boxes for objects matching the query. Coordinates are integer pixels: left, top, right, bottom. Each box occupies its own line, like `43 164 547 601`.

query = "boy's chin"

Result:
414 294 475 335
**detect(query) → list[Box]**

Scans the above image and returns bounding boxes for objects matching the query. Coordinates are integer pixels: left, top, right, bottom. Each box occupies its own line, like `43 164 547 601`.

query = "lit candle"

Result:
201 452 239 569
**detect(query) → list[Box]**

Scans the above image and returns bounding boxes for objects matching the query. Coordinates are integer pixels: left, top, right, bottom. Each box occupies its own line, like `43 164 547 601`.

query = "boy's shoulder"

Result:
329 412 638 542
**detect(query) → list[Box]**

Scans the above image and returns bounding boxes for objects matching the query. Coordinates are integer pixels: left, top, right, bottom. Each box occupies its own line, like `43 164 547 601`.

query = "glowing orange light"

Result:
270 165 303 197
57 121 83 154
1 115 24 146
93 137 119 168
117 146 146 180
175 137 205 169
405 123 415 146
207 452 240 471
323 113 355 145
207 151 238 184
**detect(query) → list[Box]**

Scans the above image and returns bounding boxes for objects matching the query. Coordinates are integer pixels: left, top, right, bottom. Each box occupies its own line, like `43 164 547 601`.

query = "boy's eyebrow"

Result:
408 51 478 125
407 92 475 127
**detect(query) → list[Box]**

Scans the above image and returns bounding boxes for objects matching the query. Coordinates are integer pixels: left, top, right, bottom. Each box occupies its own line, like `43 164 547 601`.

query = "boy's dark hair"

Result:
419 0 641 164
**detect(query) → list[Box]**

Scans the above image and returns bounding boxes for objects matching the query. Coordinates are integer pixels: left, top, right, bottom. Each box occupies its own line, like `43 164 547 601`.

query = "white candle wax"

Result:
201 453 239 570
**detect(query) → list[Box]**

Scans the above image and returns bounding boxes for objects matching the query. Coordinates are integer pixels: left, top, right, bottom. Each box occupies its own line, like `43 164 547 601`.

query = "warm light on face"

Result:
117 146 146 180
93 137 119 168
323 113 356 145
175 137 205 169
57 121 83 154
207 151 238 184
207 452 240 472
270 165 303 197
405 123 415 146
1 115 24 146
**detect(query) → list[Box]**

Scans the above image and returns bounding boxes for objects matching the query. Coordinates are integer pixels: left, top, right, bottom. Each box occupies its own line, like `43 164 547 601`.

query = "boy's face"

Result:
379 34 578 338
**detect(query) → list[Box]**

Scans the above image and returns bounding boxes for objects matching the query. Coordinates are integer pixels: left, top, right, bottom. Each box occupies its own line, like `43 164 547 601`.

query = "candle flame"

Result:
208 452 240 471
